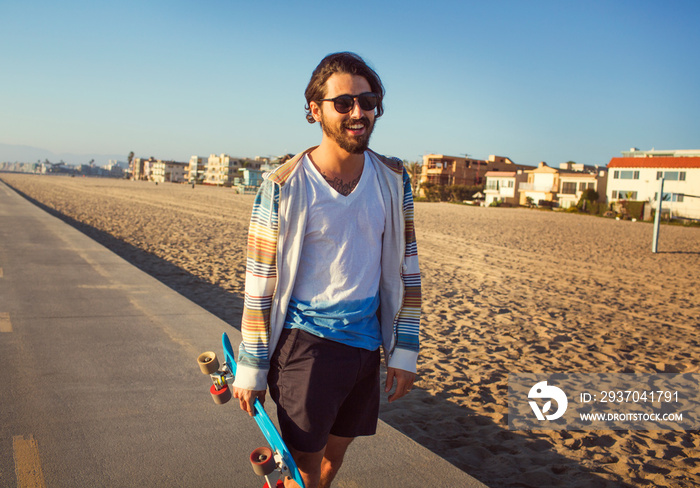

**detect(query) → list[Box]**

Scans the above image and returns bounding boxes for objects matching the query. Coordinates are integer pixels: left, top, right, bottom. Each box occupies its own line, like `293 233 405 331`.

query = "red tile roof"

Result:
608 157 700 169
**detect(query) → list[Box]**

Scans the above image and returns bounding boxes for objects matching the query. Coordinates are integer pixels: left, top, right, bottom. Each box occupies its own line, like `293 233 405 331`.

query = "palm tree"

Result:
405 160 422 195
127 151 135 180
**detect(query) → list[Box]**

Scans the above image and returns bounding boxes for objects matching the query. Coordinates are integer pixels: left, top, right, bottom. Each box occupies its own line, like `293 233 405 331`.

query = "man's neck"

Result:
309 140 365 177
309 141 366 197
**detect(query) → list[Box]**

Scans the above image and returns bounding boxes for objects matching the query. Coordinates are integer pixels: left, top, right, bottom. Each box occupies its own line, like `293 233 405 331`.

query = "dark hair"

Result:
304 52 385 124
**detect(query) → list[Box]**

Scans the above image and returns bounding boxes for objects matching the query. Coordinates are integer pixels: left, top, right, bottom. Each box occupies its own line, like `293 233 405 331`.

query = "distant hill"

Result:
0 143 127 166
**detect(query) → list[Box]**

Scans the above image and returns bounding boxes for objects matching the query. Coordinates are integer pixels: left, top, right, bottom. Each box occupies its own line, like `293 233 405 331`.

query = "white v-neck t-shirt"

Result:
284 152 386 350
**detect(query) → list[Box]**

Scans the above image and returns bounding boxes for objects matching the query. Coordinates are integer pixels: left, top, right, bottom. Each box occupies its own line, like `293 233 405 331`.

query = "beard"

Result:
320 112 375 154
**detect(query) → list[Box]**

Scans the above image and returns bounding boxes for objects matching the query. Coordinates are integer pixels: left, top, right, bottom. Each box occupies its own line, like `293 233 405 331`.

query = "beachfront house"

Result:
151 160 188 183
233 167 265 194
484 171 529 206
607 149 700 220
130 157 157 181
188 156 207 184
203 154 266 187
557 163 607 209
420 153 531 197
518 162 606 208
518 162 559 206
203 154 242 186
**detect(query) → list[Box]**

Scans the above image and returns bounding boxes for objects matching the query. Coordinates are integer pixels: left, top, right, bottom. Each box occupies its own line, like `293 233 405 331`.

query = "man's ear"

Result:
310 101 322 123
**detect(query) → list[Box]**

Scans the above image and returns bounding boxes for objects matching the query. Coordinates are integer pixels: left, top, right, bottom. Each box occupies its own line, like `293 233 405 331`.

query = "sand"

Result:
2 173 699 488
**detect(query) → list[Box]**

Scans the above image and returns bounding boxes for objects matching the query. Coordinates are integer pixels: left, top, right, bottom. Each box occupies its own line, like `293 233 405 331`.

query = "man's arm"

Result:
385 167 422 397
232 180 280 409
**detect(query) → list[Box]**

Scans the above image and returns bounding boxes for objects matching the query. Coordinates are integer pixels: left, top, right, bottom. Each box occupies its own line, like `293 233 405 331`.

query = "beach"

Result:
2 173 699 487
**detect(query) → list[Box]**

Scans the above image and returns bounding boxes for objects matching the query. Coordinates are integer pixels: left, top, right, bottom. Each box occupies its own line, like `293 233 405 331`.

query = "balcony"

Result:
519 183 557 192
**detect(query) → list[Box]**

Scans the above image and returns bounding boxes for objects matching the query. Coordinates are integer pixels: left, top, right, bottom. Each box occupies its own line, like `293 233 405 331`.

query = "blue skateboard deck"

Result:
222 333 305 488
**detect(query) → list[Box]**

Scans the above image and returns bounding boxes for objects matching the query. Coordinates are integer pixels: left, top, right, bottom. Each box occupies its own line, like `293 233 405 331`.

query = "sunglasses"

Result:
318 92 379 114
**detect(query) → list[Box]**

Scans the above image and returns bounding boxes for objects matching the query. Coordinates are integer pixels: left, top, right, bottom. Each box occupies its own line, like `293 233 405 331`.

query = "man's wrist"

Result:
232 363 269 391
387 348 418 373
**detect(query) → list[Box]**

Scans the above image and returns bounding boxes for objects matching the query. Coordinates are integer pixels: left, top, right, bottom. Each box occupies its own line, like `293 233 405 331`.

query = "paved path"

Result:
0 178 487 488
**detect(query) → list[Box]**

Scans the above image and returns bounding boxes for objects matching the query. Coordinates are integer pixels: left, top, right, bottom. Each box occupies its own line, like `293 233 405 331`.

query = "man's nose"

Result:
350 98 363 118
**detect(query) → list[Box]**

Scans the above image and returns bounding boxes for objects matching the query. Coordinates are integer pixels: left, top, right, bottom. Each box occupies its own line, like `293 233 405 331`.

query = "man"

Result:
232 52 421 488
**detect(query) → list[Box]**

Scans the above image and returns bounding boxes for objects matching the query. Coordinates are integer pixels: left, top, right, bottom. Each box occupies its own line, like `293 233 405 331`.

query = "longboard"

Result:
198 333 305 488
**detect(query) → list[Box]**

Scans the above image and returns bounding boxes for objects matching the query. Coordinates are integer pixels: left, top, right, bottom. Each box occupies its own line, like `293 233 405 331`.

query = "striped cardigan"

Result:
233 148 421 391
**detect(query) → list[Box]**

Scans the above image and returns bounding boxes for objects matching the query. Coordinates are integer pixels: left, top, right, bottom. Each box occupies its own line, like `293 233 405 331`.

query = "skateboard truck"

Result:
197 338 305 487
197 351 233 404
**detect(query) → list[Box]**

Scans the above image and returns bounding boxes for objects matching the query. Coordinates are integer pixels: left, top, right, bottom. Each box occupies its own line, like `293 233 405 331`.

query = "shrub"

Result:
420 182 484 203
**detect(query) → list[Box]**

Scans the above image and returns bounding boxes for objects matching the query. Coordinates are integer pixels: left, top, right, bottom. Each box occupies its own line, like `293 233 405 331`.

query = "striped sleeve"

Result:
235 179 279 389
394 168 421 355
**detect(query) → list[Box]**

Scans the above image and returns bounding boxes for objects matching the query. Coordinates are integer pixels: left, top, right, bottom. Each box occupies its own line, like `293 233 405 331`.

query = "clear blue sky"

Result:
2 0 699 167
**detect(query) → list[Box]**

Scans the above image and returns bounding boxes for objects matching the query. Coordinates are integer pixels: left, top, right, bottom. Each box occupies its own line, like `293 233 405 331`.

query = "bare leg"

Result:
319 435 354 488
286 446 324 488
285 435 354 488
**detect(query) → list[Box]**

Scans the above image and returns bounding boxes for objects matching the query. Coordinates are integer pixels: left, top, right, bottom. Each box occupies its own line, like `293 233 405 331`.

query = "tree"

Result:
405 160 422 195
577 189 600 214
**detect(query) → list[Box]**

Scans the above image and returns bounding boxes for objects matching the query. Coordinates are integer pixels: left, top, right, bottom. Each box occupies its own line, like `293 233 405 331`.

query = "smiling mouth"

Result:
343 118 369 134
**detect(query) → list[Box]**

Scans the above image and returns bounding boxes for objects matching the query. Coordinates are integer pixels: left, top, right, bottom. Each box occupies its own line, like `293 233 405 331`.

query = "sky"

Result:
2 0 699 167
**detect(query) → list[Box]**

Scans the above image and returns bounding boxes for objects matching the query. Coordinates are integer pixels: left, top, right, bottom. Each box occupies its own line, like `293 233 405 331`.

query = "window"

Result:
657 171 687 181
614 170 639 179
654 192 684 202
561 182 577 194
613 190 637 200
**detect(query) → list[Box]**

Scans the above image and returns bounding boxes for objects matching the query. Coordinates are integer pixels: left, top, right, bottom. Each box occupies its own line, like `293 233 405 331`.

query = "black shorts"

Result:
268 328 381 453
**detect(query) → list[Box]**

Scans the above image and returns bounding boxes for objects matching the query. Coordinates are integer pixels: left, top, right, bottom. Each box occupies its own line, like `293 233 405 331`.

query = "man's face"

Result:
315 73 376 154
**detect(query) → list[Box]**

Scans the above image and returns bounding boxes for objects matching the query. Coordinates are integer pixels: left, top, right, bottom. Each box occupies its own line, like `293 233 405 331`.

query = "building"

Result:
130 157 156 181
517 162 607 208
233 168 265 194
202 154 264 186
151 160 188 183
518 162 559 206
420 154 531 196
557 164 607 209
484 171 528 206
203 154 241 186
188 156 207 184
607 149 700 219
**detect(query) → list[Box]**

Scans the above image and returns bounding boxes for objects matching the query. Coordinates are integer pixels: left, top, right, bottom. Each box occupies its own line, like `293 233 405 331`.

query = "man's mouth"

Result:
343 118 369 135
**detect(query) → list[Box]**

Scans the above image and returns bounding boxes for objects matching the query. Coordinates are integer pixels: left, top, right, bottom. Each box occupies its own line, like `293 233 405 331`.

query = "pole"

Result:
652 178 664 253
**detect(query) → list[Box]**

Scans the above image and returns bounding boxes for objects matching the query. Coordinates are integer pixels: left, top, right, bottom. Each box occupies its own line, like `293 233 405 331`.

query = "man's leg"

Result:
286 435 354 488
319 435 354 488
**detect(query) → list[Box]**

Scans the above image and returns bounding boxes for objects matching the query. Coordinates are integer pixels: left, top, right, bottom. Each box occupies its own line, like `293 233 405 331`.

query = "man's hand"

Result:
385 367 416 403
232 386 266 416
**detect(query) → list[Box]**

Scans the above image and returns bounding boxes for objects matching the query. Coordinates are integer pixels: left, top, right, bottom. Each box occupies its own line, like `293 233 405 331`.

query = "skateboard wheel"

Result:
210 383 231 405
250 446 276 476
197 351 219 375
